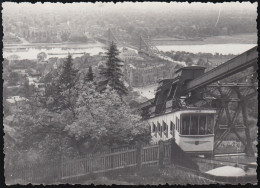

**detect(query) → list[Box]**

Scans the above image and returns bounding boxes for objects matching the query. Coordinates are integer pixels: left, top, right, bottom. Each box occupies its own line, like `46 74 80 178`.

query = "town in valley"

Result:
2 2 258 185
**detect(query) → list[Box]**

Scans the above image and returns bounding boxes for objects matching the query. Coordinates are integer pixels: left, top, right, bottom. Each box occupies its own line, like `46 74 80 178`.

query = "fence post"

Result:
158 140 164 168
170 138 175 164
111 148 114 169
136 144 142 170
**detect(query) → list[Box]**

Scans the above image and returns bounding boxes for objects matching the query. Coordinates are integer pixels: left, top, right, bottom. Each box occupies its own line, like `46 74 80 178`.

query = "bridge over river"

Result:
95 31 186 66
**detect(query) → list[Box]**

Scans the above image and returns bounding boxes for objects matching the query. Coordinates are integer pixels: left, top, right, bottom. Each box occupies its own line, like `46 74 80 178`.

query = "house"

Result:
119 48 143 62
124 62 177 87
27 69 42 86
6 96 28 112
6 96 28 105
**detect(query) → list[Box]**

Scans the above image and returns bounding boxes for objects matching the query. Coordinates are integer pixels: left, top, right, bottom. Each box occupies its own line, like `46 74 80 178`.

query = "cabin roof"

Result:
158 79 175 83
175 66 206 73
148 107 217 119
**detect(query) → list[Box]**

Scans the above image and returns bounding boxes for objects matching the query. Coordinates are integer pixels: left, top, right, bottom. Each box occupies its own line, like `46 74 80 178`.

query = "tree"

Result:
44 54 79 116
8 82 151 166
37 52 47 62
65 85 151 154
69 34 88 43
58 55 78 90
61 32 70 42
8 71 20 86
3 58 9 69
197 58 206 66
99 42 128 96
22 78 31 98
185 56 193 66
9 99 78 164
85 66 94 82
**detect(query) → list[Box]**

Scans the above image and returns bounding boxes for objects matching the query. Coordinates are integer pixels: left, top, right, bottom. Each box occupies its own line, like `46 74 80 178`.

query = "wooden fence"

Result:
61 141 171 180
6 139 255 185
5 161 61 184
6 140 171 184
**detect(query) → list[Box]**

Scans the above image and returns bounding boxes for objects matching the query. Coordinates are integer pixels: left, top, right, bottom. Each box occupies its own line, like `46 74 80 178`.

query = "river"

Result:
157 44 257 55
3 42 257 60
3 42 107 60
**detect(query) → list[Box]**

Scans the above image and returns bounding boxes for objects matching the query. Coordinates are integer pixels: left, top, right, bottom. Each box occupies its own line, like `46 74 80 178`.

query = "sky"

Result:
2 2 257 14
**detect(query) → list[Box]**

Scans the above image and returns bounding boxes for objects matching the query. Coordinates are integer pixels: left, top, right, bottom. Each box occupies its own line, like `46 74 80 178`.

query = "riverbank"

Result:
4 41 105 49
153 33 257 45
157 43 256 55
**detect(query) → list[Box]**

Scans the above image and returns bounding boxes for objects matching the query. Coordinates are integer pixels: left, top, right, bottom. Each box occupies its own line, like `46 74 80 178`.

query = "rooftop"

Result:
6 96 28 104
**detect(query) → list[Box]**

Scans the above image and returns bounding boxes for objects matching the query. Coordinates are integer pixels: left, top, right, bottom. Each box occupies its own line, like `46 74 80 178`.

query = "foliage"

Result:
85 66 94 82
68 34 88 43
185 56 193 66
6 83 150 165
43 54 79 116
5 53 150 167
8 101 77 164
197 58 207 66
60 32 70 42
37 52 47 62
8 71 20 86
22 78 31 98
65 84 151 153
99 42 128 96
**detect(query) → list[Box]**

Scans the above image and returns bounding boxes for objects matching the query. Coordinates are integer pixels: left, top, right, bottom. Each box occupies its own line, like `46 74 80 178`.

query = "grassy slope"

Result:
80 165 212 185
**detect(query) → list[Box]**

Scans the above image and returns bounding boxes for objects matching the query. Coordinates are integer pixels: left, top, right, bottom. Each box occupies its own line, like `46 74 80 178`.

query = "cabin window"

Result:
181 114 214 135
170 121 174 135
207 114 214 134
163 121 168 137
182 116 190 135
152 122 156 133
190 115 199 135
176 118 178 132
157 122 162 137
178 118 180 132
154 122 158 138
176 117 180 132
199 115 206 135
166 124 168 138
163 121 167 131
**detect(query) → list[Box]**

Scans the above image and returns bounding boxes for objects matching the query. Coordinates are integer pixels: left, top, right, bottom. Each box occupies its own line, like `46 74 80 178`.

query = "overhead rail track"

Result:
186 46 257 92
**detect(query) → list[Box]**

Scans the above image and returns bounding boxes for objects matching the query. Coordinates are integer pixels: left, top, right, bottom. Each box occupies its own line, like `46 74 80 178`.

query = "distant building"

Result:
6 96 28 111
125 62 177 87
119 48 143 62
3 115 14 125
27 69 42 87
53 61 58 69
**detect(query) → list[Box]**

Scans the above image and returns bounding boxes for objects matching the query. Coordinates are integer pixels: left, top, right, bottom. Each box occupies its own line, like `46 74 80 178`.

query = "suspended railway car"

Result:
139 47 257 156
140 66 218 155
148 108 216 155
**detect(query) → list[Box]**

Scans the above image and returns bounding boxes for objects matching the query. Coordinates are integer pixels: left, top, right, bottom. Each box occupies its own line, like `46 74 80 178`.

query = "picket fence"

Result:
6 139 257 185
6 141 171 184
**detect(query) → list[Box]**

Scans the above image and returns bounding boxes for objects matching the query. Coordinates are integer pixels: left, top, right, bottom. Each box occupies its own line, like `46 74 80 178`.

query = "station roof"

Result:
206 166 246 177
